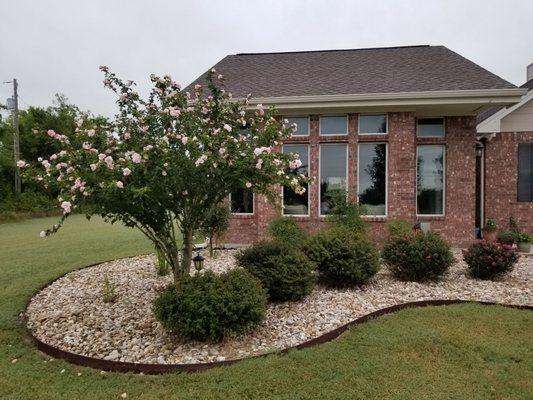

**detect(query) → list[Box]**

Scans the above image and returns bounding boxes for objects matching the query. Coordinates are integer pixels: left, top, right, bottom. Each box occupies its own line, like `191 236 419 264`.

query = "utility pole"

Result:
4 79 21 193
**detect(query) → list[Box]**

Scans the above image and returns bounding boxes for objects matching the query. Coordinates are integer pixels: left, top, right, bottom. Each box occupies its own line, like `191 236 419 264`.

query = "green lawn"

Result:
1 215 532 400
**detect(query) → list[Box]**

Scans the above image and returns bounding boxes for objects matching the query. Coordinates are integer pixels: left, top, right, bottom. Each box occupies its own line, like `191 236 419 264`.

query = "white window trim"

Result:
282 144 310 217
285 116 310 137
228 191 254 215
416 144 446 217
318 143 349 217
319 115 348 136
357 142 388 218
416 116 446 138
358 113 388 135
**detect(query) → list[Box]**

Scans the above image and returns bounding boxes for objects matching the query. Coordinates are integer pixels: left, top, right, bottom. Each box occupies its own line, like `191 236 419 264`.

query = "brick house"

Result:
186 45 530 247
477 63 533 236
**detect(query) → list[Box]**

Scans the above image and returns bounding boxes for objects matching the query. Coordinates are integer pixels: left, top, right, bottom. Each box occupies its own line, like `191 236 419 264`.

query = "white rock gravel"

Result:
26 250 532 365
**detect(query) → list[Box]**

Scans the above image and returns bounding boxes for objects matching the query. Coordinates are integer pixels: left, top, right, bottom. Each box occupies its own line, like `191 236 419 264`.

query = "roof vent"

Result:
528 63 533 82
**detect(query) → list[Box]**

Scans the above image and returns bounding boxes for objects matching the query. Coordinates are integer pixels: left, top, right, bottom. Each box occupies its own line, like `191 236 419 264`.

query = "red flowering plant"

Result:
20 67 309 280
463 241 519 280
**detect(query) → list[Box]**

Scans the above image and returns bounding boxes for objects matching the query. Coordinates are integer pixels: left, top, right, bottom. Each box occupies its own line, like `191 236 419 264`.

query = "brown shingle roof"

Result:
185 45 516 98
521 79 533 91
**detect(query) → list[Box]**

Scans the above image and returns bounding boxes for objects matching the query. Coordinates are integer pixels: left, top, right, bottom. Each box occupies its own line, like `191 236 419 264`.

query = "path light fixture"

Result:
193 252 205 272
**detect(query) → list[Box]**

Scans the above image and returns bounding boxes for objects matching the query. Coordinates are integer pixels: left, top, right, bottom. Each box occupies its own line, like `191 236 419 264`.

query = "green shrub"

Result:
386 219 413 239
515 232 532 243
325 191 366 234
153 269 267 342
267 217 308 244
0 191 56 213
497 231 517 245
303 229 380 287
382 232 454 282
236 241 315 301
463 241 519 280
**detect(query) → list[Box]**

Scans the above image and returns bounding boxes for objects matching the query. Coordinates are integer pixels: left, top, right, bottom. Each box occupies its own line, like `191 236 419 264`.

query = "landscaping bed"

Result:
25 249 532 365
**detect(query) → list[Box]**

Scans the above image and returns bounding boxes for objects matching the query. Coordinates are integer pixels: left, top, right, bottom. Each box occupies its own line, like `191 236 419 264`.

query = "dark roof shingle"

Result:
185 45 516 98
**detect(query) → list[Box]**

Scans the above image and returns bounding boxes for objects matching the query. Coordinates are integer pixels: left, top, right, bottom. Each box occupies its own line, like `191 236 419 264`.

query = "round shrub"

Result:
153 269 267 342
267 217 308 245
236 241 315 301
382 232 454 282
463 241 519 280
303 229 380 287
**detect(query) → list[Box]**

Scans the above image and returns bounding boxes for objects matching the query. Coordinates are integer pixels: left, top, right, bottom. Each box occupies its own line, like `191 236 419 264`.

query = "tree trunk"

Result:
208 234 214 257
179 228 194 278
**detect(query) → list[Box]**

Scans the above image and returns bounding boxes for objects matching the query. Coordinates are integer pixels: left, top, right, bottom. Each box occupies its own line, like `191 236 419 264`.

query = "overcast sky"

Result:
1 0 532 117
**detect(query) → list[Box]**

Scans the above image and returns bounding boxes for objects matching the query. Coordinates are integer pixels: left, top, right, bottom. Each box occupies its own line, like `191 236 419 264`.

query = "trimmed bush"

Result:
236 241 315 301
303 229 380 287
382 232 454 282
386 219 413 239
463 241 519 280
267 217 308 245
497 231 517 245
153 269 267 342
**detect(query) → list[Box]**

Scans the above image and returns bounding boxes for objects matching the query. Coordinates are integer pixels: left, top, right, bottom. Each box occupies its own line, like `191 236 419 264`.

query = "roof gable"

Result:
185 45 516 98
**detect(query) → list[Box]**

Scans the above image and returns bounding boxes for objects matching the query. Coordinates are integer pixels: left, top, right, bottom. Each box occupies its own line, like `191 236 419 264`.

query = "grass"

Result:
1 215 532 399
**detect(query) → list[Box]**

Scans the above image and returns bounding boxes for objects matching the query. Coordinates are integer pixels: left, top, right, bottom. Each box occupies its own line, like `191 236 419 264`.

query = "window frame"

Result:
228 190 255 215
285 116 310 137
358 113 388 135
318 143 349 217
517 143 533 202
319 115 348 136
357 142 388 218
416 144 446 217
416 117 446 138
281 144 311 217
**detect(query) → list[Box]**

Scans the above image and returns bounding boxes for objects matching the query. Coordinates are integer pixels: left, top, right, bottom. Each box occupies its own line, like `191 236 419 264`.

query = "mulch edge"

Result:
23 257 533 375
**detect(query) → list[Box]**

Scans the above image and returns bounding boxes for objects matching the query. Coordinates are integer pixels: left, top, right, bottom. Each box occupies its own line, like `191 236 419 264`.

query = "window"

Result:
518 143 533 202
359 114 387 134
283 144 309 215
358 143 387 216
320 116 347 135
286 117 309 136
230 189 254 214
417 117 445 137
417 145 445 215
320 144 348 215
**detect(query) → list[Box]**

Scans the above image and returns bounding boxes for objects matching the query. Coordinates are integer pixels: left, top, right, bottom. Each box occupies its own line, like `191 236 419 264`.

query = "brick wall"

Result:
226 112 478 247
484 131 533 234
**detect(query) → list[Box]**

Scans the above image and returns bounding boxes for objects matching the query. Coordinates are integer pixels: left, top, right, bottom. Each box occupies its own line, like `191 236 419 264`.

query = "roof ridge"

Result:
235 45 432 56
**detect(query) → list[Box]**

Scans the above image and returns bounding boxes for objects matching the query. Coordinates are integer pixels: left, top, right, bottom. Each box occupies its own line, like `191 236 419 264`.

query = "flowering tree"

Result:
21 67 307 280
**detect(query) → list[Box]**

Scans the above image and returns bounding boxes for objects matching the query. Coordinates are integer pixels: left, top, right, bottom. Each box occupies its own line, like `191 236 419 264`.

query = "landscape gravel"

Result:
26 249 532 365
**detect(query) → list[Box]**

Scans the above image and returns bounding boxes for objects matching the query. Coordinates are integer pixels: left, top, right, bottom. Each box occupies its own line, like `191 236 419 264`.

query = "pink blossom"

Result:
219 148 226 155
16 160 26 168
98 153 106 161
60 201 72 214
104 156 114 169
50 154 58 161
162 170 167 176
212 128 220 135
223 124 232 132
87 129 96 137
82 142 91 150
116 181 124 188
257 104 264 116
245 182 252 188
181 136 188 145
122 168 132 176
123 132 131 139
169 107 181 117
195 155 207 166
256 159 263 169
90 164 97 171
39 231 46 238
38 157 43 162
131 152 142 163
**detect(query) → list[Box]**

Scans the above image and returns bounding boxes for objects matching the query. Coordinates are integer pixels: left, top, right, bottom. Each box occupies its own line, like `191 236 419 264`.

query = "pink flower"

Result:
116 181 124 188
219 148 226 155
123 132 131 139
181 136 188 145
195 155 207 166
90 164 97 171
60 201 72 214
245 182 252 188
223 124 232 132
16 160 26 168
122 168 131 176
169 107 181 117
131 152 142 163
104 156 114 169
86 129 95 137
162 170 167 176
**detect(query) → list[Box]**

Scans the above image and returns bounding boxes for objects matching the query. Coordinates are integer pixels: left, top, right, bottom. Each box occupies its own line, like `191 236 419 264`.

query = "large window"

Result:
417 145 445 215
359 114 387 134
286 116 309 136
320 144 347 215
320 116 348 135
230 189 254 214
282 144 309 215
417 117 445 137
358 143 387 216
518 143 533 202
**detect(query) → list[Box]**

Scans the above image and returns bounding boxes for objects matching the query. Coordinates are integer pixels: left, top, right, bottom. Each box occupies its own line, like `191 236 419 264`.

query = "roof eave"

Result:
242 88 526 111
